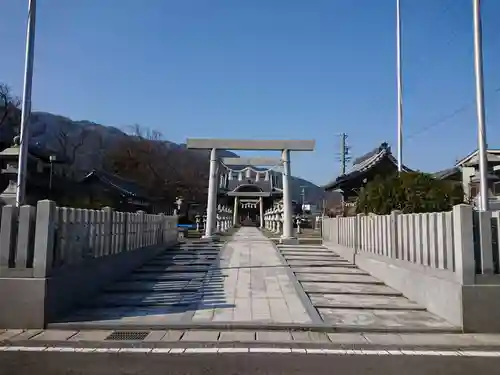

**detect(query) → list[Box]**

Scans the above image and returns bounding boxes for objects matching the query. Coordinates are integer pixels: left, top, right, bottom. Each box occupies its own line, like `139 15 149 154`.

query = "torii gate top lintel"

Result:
186 138 315 152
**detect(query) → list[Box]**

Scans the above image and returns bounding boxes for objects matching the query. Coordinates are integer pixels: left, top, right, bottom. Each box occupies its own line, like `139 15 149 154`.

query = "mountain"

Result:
22 111 326 203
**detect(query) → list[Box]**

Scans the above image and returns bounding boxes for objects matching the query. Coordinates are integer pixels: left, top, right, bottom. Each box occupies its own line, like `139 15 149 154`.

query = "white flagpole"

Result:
396 0 403 172
16 0 37 206
472 0 489 211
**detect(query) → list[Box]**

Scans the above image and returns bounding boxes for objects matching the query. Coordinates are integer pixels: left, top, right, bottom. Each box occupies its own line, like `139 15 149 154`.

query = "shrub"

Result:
356 172 464 215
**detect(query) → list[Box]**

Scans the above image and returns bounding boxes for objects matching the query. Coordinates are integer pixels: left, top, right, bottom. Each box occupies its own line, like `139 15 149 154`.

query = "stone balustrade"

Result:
0 200 179 328
264 202 284 235
216 204 233 233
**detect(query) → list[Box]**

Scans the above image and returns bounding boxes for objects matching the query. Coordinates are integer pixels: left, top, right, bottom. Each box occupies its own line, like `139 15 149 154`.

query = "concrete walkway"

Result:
192 227 311 323
52 227 312 328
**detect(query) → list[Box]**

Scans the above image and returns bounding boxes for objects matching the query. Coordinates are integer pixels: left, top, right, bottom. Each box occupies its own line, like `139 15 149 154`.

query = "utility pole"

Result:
16 0 37 207
396 0 404 172
472 0 489 211
338 133 351 175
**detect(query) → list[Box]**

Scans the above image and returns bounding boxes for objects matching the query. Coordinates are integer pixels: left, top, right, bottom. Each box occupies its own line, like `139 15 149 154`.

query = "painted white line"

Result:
460 351 500 357
151 348 171 354
184 348 219 353
169 348 185 354
217 348 249 353
1 346 500 358
119 348 152 353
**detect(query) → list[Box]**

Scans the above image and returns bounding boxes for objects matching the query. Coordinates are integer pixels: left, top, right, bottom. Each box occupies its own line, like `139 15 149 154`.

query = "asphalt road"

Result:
0 352 498 375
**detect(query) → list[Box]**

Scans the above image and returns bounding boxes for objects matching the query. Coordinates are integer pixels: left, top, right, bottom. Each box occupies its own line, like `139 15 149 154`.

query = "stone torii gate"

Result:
186 138 315 243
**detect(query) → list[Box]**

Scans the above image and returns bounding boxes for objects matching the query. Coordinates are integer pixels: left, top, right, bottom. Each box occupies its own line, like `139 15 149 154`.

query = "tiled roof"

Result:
81 170 149 199
433 167 460 180
323 142 411 191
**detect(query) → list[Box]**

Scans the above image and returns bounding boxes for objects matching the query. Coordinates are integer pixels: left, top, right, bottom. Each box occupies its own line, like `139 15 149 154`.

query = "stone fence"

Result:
0 200 178 328
322 204 500 333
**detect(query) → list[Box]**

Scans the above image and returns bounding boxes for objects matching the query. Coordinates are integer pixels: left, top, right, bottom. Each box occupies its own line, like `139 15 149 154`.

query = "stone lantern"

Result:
0 139 21 206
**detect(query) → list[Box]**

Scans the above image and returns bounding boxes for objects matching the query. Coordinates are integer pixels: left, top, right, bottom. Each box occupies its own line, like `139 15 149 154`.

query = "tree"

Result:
104 124 210 208
356 172 464 215
0 83 21 150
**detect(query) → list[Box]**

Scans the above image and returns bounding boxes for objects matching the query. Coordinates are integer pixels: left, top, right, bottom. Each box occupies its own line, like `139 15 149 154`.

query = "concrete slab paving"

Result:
286 260 349 266
161 330 185 341
309 294 424 310
290 266 361 273
290 331 330 343
31 330 77 341
0 330 23 341
295 273 382 284
69 330 113 342
256 330 293 342
301 282 402 296
9 330 42 341
318 308 455 330
283 255 343 261
181 330 220 342
219 331 256 342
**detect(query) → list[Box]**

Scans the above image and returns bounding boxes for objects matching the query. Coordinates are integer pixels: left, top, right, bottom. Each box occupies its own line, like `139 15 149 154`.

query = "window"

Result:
470 185 478 198
494 182 500 196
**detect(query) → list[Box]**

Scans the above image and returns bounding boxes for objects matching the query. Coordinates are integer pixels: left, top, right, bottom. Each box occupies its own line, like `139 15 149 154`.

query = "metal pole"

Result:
396 0 403 172
472 0 489 211
16 0 37 207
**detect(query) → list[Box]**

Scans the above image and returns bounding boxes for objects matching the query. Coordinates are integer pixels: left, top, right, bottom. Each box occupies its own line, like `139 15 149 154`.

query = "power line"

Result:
405 86 500 140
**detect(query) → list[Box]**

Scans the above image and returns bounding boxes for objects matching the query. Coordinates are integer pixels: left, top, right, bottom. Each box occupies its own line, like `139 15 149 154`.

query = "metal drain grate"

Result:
105 331 150 341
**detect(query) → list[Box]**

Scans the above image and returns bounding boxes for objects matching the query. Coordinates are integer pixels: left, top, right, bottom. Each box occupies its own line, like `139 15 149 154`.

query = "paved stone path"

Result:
54 228 311 327
277 244 458 332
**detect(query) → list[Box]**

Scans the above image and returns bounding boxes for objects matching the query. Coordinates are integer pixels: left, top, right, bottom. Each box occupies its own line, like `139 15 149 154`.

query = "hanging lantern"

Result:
228 171 233 180
245 168 251 179
265 171 270 181
238 171 243 181
255 172 260 182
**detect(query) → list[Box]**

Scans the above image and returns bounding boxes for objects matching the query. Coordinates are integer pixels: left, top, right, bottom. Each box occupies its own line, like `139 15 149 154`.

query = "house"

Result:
434 149 500 208
79 169 153 212
323 142 411 205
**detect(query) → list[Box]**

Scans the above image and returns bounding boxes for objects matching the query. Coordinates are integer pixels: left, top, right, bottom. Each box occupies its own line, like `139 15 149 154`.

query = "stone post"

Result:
259 196 264 228
389 210 401 259
204 148 218 239
103 207 115 255
281 149 294 240
33 200 57 277
452 204 475 285
233 196 239 226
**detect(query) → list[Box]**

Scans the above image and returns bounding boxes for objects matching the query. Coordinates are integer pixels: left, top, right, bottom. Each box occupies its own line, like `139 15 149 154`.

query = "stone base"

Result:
279 237 299 245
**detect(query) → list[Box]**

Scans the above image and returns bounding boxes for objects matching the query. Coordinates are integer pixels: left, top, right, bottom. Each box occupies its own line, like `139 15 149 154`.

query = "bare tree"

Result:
0 84 21 128
55 127 92 179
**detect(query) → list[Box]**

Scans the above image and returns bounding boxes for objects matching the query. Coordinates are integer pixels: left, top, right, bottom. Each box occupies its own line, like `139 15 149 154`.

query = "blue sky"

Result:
1 0 499 186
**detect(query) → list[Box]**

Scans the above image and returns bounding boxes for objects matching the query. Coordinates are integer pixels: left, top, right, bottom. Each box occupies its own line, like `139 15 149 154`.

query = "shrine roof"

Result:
323 142 411 191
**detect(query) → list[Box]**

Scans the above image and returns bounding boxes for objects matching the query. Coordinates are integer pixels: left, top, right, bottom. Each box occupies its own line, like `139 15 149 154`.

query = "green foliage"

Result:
356 172 464 215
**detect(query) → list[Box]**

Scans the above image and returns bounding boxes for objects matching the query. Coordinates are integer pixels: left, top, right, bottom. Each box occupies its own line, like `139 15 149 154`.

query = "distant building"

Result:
79 169 152 212
434 149 500 209
323 142 410 213
218 169 283 225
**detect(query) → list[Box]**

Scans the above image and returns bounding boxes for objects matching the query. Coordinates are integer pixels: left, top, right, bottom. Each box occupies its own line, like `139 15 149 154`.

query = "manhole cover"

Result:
105 331 150 341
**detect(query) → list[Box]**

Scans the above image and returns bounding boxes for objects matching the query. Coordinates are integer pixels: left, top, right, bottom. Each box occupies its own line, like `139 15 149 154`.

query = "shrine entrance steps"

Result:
275 243 458 332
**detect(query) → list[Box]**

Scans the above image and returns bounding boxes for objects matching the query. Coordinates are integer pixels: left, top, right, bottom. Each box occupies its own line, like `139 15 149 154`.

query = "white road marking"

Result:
0 345 499 357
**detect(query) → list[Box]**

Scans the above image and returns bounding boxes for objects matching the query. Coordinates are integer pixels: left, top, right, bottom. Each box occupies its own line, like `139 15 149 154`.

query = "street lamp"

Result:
48 154 56 193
